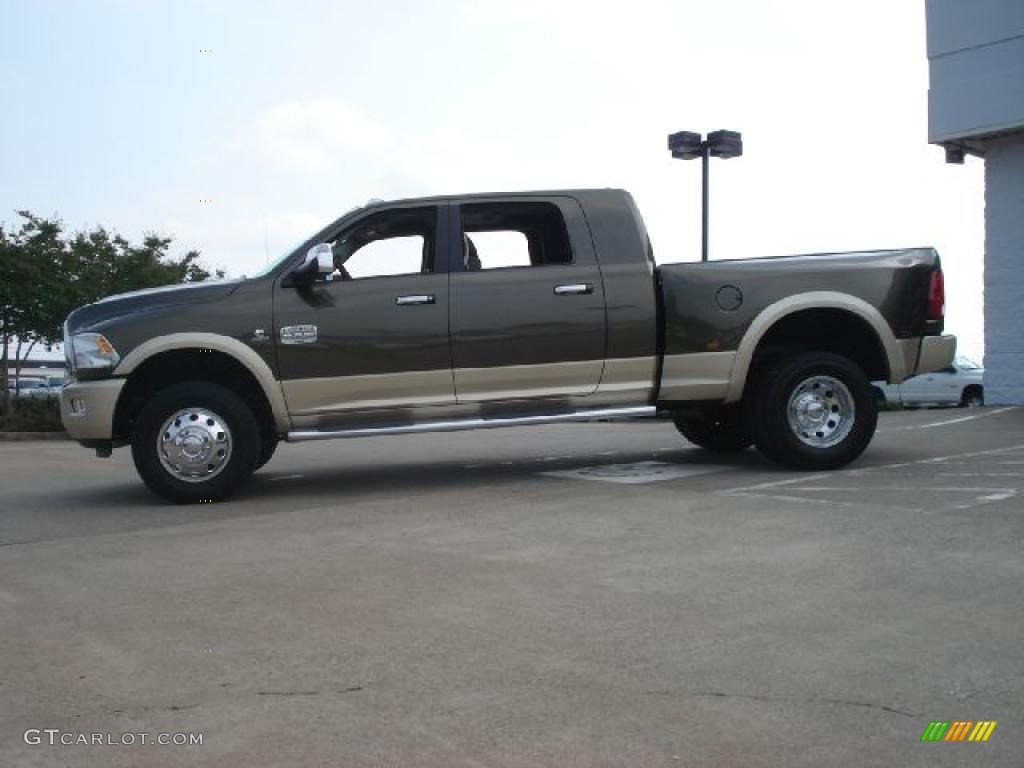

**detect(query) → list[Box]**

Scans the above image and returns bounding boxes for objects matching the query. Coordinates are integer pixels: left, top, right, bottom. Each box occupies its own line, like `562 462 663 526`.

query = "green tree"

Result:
1 211 222 412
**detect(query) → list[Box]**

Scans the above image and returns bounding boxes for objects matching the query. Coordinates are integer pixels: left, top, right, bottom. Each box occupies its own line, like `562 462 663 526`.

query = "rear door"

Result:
449 197 606 402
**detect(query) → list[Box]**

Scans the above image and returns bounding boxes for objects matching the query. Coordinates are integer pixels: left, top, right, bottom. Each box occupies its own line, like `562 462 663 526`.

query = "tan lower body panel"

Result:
282 356 659 417
454 356 658 402
60 379 126 440
915 334 956 375
893 338 920 384
658 351 735 401
453 359 604 402
282 368 457 416
596 355 658 400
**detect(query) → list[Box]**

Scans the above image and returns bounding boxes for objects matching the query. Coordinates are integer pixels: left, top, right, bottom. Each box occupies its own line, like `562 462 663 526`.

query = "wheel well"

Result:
113 349 276 441
961 384 984 401
751 308 889 381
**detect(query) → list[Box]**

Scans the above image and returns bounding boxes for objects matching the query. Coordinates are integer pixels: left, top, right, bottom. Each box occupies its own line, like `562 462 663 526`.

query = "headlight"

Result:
69 332 120 371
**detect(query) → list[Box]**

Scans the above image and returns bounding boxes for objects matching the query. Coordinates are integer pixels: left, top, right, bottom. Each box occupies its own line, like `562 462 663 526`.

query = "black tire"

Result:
745 351 877 470
255 436 280 471
673 406 752 452
960 387 984 408
131 381 260 503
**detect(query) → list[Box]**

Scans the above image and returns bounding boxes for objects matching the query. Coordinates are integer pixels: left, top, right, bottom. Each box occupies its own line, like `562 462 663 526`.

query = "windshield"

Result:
250 244 304 279
249 209 364 279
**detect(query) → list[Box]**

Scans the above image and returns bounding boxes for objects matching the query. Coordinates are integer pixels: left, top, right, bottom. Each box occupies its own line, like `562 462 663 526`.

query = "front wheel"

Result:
131 382 260 503
746 352 877 470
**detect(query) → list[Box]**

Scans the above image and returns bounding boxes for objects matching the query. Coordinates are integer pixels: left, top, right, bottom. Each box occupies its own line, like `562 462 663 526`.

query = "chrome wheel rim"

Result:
787 375 855 448
157 407 233 483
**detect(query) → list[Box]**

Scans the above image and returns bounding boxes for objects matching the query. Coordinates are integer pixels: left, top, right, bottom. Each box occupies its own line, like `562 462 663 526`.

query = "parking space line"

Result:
727 491 859 508
941 472 1024 478
877 407 1017 433
919 406 1017 429
954 491 1018 511
791 486 1017 494
846 444 1024 475
725 473 832 494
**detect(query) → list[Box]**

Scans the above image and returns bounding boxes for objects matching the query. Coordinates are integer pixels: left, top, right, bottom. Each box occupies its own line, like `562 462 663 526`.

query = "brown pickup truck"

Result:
61 189 955 503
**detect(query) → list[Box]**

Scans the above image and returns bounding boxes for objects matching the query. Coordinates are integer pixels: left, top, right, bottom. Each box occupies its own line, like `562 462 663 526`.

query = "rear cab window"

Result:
459 201 573 272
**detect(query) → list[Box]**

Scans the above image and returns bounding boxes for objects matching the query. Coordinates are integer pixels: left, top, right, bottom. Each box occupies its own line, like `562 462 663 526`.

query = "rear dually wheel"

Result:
673 405 752 453
746 351 877 470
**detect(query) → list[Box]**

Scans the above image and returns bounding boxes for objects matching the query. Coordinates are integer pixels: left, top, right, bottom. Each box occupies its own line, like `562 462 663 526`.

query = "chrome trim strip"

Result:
285 405 656 442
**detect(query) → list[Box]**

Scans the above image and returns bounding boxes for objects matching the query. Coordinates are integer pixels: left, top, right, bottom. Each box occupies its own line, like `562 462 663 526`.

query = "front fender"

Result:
114 333 291 431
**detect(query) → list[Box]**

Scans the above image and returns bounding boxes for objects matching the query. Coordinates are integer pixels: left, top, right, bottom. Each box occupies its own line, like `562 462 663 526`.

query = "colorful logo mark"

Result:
921 721 997 742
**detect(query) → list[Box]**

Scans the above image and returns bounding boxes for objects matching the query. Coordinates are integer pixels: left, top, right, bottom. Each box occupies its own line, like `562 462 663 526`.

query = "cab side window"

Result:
460 202 572 271
329 207 437 281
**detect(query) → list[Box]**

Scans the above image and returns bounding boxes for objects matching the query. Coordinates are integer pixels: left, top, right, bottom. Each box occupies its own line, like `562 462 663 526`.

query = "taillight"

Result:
927 268 945 321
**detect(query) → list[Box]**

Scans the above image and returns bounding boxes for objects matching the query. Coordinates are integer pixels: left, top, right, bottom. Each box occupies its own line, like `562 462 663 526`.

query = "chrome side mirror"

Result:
306 243 335 275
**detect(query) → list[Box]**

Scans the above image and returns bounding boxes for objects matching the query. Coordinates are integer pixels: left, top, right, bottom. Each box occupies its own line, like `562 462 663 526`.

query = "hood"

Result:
65 279 244 334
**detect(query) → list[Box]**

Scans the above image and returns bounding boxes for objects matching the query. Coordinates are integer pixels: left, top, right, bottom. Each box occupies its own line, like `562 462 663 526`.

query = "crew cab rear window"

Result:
460 202 572 271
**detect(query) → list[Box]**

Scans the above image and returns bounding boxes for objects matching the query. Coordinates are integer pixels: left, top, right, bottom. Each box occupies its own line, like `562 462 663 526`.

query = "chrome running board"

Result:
286 405 657 443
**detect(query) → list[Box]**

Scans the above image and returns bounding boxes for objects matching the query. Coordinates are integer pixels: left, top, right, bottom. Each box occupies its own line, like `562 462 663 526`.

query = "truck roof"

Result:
360 187 633 210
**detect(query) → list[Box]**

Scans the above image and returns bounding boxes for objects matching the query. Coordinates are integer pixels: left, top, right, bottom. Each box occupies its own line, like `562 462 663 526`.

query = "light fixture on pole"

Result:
668 129 743 262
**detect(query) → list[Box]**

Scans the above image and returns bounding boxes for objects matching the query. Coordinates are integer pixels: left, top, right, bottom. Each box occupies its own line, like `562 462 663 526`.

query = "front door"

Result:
273 204 454 421
449 197 607 402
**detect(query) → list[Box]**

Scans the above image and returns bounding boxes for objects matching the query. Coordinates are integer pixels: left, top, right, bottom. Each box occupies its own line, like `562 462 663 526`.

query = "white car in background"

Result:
12 375 64 399
873 357 984 408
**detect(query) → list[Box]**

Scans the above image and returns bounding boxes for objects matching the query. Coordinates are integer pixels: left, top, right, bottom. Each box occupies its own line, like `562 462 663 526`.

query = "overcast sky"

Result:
0 0 986 359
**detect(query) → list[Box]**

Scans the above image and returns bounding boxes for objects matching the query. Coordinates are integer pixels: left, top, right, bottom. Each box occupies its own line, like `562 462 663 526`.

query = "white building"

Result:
927 0 1024 404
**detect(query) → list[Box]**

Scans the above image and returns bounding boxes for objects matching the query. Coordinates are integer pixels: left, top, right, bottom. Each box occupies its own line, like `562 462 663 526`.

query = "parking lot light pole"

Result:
667 129 743 262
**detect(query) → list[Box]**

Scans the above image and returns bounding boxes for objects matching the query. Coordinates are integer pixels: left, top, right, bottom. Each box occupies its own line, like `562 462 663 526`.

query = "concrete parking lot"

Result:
1 408 1022 767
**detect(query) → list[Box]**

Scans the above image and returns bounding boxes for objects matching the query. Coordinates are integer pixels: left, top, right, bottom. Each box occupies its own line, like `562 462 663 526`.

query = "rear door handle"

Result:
553 283 593 296
395 294 436 306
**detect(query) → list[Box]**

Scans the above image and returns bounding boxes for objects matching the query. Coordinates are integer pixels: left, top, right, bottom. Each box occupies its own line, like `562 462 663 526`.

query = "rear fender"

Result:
724 292 907 403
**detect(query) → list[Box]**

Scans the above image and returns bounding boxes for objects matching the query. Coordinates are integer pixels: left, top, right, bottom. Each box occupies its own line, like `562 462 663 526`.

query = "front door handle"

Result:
553 283 593 296
395 294 436 306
